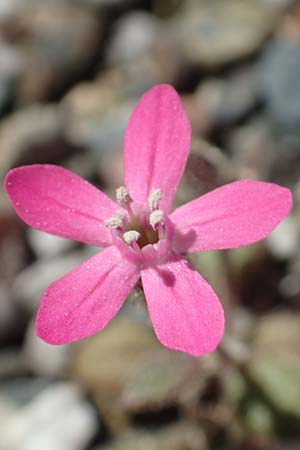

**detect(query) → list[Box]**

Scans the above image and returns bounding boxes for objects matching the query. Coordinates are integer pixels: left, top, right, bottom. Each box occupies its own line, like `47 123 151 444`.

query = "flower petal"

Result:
4 164 118 246
124 84 191 213
141 253 224 356
170 180 292 253
36 246 140 344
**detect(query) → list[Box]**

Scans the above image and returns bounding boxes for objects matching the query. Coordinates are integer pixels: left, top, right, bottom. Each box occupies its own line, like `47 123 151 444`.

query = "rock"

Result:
244 399 275 435
4 0 102 101
259 0 294 10
13 251 86 313
205 66 259 127
28 229 75 259
0 348 27 377
0 0 22 19
121 349 202 415
192 66 259 136
0 41 22 114
260 39 300 134
175 139 232 208
0 281 27 345
0 377 52 406
94 423 207 450
0 382 98 450
172 0 276 69
106 10 185 86
23 320 71 378
266 215 299 260
85 0 139 9
0 212 29 344
0 105 74 181
249 312 300 420
0 212 28 281
72 319 159 432
63 74 135 158
227 118 273 180
106 11 161 66
63 74 138 188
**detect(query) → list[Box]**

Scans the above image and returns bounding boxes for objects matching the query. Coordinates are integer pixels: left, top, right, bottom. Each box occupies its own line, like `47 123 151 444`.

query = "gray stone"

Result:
28 229 75 259
72 319 159 432
0 0 22 19
0 105 68 181
106 11 161 66
0 281 26 344
172 0 276 68
0 383 98 450
1 0 102 101
249 312 300 419
13 251 86 313
266 215 299 260
95 423 207 450
0 42 22 113
260 39 300 133
23 320 71 378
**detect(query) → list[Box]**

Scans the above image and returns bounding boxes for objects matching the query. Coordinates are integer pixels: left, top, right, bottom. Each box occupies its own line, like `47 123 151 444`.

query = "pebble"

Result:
0 382 98 450
0 281 27 345
23 320 71 378
28 229 75 259
1 0 102 101
0 105 70 181
94 423 207 450
249 312 300 420
267 214 299 260
0 0 22 19
72 319 159 432
227 118 273 180
13 252 86 313
106 11 162 66
260 39 300 133
171 0 276 68
0 41 22 113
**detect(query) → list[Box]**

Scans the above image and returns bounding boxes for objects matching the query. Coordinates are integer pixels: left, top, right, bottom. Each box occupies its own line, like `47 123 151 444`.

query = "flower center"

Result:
105 187 166 251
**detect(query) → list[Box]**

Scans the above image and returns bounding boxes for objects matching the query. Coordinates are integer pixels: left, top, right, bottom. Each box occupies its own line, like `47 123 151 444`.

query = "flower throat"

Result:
104 187 165 250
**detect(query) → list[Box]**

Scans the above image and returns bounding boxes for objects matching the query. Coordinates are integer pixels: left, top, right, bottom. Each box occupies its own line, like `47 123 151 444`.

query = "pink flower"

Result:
4 85 292 356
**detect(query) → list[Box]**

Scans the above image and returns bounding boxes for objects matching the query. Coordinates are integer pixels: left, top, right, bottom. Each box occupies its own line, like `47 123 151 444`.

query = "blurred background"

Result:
0 0 300 449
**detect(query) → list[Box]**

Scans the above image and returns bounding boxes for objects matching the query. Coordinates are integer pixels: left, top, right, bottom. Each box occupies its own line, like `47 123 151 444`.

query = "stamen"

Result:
148 189 163 211
123 230 141 250
104 210 126 229
116 186 132 206
149 209 165 230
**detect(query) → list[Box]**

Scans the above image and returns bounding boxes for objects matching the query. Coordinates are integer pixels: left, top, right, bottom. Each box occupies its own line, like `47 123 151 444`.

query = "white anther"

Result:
104 210 126 228
148 189 163 211
150 209 165 229
123 230 140 244
116 186 132 206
